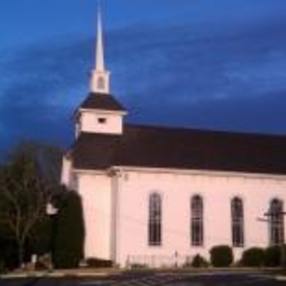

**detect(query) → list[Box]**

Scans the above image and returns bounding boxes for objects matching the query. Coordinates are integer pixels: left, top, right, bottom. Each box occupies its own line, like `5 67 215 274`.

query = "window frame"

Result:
191 195 204 247
231 197 244 248
148 193 162 246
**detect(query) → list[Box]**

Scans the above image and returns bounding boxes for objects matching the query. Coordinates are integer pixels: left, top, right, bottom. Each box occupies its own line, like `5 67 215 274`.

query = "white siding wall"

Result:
80 110 123 134
114 170 286 267
61 155 72 187
77 173 113 260
75 168 286 267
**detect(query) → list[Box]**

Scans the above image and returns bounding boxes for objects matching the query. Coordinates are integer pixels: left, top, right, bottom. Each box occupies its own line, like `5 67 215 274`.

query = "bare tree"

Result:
0 149 54 266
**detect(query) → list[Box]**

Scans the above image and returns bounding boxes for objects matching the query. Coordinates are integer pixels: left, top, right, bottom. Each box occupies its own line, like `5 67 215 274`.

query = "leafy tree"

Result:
8 141 63 185
0 142 62 267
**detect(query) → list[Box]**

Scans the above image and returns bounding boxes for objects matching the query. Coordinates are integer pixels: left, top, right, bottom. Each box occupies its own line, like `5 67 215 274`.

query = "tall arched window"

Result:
191 195 203 246
231 197 244 247
269 199 284 245
148 193 162 246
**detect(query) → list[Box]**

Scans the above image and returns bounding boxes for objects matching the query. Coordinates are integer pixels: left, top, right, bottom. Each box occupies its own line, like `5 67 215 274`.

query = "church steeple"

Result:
75 4 126 137
90 4 110 94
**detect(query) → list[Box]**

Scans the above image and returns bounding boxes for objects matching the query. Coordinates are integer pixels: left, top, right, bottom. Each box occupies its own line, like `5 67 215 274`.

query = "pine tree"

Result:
53 190 85 269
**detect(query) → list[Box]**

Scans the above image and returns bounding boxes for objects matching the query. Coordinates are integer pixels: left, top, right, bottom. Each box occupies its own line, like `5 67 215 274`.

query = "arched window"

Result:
148 193 162 246
269 199 284 245
97 76 105 90
191 195 203 246
231 197 244 247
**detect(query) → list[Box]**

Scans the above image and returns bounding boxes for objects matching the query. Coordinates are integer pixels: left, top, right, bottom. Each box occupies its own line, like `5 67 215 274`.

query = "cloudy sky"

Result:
0 0 286 154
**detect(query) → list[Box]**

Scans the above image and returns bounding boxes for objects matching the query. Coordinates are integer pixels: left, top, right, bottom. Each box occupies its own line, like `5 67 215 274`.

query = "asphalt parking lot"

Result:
0 272 285 286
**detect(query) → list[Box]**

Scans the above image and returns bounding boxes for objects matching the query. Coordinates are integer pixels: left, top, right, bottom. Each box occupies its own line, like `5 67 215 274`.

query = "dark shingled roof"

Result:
71 124 286 175
80 92 126 111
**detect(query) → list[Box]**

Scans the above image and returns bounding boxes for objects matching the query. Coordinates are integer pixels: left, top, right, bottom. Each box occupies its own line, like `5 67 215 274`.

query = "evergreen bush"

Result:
0 242 5 273
191 254 209 268
264 245 282 267
130 263 148 269
53 190 85 269
241 247 265 267
0 259 5 274
86 257 113 268
28 217 53 256
210 245 233 267
0 237 18 270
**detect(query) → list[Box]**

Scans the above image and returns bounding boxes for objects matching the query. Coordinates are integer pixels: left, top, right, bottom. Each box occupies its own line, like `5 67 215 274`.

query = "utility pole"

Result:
260 210 286 268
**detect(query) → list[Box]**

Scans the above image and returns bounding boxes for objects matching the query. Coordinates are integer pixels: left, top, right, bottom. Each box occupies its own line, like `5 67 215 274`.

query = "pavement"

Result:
1 272 286 286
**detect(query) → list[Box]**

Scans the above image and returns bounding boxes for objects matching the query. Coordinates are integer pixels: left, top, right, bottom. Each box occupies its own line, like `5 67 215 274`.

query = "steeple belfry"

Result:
90 5 110 94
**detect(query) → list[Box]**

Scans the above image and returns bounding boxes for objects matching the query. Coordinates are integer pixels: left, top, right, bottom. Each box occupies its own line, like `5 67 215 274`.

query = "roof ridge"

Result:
125 123 286 139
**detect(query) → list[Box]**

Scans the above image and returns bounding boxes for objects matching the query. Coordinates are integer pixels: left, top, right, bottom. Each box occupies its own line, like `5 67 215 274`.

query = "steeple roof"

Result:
80 92 126 112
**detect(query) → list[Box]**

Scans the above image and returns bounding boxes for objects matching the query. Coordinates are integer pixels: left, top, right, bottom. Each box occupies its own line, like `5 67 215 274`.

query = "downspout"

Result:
109 167 122 266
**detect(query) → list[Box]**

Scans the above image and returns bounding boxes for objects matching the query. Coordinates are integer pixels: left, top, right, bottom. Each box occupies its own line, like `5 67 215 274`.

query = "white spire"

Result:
90 2 110 94
95 6 105 71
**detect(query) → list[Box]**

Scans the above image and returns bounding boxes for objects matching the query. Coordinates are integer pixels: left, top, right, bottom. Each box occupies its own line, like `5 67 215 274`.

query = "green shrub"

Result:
35 254 52 270
0 237 18 270
0 259 5 274
241 247 265 267
130 263 148 270
53 191 85 269
210 245 233 267
264 245 282 267
29 217 53 256
191 254 209 268
86 257 113 268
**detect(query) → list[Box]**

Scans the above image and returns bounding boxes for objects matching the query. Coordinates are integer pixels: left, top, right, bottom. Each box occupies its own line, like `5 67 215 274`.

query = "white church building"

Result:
62 10 286 267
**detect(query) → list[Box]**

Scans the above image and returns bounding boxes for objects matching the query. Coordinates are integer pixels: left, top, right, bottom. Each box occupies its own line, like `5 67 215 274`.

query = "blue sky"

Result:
0 0 286 153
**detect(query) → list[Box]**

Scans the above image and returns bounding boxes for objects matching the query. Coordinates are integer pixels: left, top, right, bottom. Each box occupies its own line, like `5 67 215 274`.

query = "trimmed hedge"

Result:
210 245 233 267
130 263 148 269
241 247 265 267
191 254 209 268
86 258 113 268
264 245 281 267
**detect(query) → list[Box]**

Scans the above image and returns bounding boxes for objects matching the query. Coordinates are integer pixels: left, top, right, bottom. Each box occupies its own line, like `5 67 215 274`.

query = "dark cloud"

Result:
0 18 286 155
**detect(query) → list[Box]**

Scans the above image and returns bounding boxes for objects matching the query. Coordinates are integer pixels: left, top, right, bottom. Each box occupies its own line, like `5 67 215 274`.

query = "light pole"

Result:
258 210 286 268
263 210 286 268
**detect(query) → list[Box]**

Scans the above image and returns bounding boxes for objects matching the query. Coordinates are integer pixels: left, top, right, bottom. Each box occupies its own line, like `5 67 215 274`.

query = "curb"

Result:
275 275 286 281
1 271 111 280
2 270 286 280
